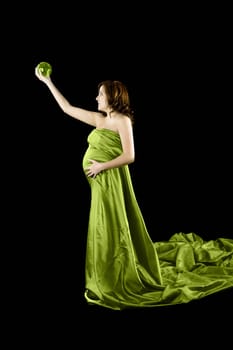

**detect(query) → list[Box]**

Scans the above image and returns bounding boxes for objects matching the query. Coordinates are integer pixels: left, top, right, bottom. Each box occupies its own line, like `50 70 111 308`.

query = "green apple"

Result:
37 62 52 77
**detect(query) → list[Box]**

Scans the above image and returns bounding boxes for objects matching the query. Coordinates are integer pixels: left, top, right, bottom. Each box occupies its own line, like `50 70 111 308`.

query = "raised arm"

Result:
35 66 99 127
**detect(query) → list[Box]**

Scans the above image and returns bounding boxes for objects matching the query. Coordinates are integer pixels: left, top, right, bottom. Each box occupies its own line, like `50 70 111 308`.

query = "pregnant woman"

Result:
35 63 233 310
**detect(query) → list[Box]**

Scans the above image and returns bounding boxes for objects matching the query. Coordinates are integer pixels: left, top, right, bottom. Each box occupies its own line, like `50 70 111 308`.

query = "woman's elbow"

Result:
127 153 135 164
122 150 135 164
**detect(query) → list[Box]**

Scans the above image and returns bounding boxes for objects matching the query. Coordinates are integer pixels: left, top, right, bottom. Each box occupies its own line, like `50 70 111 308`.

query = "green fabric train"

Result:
83 128 233 310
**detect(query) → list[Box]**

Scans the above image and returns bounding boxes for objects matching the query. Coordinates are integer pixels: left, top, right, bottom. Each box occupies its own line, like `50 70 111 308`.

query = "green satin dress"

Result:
82 128 233 310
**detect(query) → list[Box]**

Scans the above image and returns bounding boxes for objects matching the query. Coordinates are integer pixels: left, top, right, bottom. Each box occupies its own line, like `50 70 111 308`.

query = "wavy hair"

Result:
98 80 134 123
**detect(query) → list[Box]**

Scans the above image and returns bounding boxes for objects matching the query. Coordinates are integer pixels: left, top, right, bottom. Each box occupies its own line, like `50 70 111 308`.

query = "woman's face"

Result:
96 85 109 112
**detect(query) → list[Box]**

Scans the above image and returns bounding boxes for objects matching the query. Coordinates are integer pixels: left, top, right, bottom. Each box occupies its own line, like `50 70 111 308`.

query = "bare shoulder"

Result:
94 112 105 120
116 115 133 133
95 112 107 127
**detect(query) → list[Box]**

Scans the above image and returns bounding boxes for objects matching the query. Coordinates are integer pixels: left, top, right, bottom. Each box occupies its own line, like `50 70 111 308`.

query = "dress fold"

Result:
82 128 233 310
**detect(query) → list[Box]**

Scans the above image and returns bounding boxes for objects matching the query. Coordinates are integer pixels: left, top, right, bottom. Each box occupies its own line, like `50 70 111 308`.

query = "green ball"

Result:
37 62 52 77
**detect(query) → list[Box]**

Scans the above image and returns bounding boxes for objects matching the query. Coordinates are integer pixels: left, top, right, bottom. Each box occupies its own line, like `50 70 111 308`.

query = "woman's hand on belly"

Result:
84 159 103 178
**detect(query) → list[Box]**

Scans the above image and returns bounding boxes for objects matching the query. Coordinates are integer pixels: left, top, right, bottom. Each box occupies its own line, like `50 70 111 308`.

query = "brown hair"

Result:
98 80 134 123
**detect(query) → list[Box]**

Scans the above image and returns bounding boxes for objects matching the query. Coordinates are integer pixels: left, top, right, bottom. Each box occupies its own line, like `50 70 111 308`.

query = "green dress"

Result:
82 128 233 310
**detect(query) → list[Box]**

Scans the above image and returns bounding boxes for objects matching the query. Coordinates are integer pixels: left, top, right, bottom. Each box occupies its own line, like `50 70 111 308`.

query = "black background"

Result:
6 3 232 346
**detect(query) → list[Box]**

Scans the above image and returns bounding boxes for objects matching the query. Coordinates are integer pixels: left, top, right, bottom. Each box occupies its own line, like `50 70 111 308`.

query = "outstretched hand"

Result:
35 66 51 83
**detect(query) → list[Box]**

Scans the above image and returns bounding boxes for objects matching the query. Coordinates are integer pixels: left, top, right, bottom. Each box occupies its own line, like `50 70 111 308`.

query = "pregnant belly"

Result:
82 146 109 172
